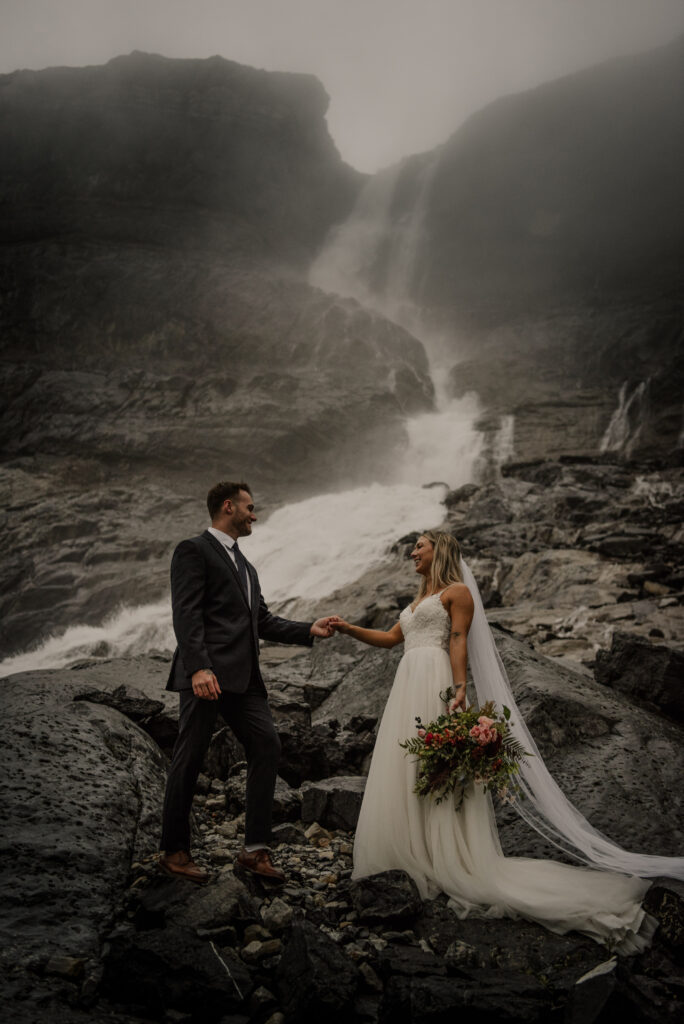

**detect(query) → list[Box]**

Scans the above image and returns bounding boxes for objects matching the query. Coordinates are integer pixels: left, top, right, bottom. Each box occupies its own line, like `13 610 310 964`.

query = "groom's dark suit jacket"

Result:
167 530 313 693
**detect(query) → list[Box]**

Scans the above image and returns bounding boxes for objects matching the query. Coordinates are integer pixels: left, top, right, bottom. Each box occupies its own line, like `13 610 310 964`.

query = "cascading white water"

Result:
0 600 175 677
1 155 487 677
600 380 649 456
249 153 484 609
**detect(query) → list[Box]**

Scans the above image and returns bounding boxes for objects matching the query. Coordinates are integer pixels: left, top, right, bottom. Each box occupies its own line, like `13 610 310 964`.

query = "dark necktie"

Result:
232 540 250 595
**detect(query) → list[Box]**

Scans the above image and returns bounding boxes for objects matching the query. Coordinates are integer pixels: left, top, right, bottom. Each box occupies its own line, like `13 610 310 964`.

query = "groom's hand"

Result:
310 616 340 639
192 669 221 700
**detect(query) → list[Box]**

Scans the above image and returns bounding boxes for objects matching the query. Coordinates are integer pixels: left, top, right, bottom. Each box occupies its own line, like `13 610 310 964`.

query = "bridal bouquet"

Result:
400 689 529 810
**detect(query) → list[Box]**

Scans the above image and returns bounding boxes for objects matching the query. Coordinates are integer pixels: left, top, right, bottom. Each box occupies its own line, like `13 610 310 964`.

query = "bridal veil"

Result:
460 557 684 881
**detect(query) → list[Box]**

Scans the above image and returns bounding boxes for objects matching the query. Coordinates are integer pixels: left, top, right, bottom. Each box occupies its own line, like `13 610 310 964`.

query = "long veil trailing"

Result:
460 557 684 881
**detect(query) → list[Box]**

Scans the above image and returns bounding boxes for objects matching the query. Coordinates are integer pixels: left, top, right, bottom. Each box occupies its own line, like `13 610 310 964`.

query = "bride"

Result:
332 530 684 953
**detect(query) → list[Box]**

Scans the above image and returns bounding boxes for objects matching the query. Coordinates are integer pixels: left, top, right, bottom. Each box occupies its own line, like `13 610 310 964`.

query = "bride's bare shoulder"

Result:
441 582 474 610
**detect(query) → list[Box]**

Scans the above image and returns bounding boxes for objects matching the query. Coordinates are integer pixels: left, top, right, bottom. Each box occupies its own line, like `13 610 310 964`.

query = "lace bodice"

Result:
400 593 451 652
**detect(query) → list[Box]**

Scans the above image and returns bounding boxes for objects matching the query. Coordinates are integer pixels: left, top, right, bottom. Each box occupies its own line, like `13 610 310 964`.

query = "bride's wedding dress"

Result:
352 588 666 953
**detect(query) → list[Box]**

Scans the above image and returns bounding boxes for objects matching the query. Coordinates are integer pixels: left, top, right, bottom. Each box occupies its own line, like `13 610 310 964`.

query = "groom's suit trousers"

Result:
160 663 280 852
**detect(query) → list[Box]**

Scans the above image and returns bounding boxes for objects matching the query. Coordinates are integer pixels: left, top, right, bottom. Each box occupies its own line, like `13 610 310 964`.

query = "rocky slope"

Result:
2 600 683 1023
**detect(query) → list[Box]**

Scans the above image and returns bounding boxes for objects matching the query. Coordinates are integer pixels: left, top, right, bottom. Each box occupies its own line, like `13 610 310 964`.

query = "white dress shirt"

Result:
207 526 252 604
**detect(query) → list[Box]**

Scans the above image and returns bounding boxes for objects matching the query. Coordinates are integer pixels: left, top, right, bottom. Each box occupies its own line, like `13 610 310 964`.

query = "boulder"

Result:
595 631 684 722
301 776 367 831
349 871 422 926
261 897 294 933
134 867 259 938
276 716 376 787
0 675 166 970
276 919 359 1022
564 959 618 1024
103 924 253 1021
74 683 164 722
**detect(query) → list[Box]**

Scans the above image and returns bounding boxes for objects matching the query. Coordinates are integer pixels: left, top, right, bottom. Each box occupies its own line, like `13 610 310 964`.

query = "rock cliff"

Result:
0 53 433 656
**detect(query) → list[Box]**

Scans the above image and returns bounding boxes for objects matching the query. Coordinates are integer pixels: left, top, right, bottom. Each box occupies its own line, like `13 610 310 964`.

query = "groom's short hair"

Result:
207 480 252 519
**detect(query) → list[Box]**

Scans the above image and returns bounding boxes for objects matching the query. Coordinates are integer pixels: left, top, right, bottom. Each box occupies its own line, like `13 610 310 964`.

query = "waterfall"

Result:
600 380 649 457
310 152 441 355
0 600 175 678
1 154 488 678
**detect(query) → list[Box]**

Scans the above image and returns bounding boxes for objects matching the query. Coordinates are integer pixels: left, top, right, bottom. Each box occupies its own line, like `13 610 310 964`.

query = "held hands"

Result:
192 668 221 701
310 615 343 638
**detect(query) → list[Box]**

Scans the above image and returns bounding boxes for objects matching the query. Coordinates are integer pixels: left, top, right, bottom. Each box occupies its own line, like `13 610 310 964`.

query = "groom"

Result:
160 480 336 883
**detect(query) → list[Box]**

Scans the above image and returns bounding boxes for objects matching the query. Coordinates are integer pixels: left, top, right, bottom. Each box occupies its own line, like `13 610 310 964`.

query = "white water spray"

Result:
0 599 174 677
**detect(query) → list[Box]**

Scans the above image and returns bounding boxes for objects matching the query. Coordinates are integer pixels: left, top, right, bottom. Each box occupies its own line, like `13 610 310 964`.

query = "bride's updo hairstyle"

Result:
416 530 463 599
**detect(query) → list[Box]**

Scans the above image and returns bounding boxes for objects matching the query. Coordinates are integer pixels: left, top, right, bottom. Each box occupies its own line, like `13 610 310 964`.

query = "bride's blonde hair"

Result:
416 530 463 600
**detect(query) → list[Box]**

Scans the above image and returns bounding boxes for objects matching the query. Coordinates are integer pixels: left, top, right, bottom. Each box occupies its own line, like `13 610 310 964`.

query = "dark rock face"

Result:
439 456 684 665
0 676 167 969
350 870 423 926
447 304 684 463
301 775 367 831
276 918 359 1022
595 632 684 722
0 51 360 263
103 924 254 1021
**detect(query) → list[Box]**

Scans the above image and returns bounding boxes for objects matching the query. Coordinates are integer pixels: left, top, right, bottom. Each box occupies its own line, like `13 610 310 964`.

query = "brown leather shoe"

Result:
158 850 209 884
235 847 285 882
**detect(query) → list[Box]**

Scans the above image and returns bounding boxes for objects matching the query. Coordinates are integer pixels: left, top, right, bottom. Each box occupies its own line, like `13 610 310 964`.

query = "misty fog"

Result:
2 0 684 170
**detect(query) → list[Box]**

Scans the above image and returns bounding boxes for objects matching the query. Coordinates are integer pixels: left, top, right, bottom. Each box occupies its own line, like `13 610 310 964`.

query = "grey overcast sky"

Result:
2 0 684 171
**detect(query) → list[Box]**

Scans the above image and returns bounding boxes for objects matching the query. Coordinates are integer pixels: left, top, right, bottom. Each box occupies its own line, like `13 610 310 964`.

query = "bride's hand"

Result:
449 685 467 711
330 616 351 635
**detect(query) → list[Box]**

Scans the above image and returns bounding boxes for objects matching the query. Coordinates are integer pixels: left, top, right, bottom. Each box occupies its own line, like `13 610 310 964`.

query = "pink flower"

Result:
471 723 495 746
417 728 426 738
478 716 495 727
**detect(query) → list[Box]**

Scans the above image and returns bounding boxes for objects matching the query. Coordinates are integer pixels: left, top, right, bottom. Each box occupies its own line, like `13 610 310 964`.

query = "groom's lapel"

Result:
202 531 250 607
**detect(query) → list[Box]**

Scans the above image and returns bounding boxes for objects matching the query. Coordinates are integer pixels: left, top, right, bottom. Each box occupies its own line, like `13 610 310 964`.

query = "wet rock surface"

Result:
595 631 684 723
3 610 684 1021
